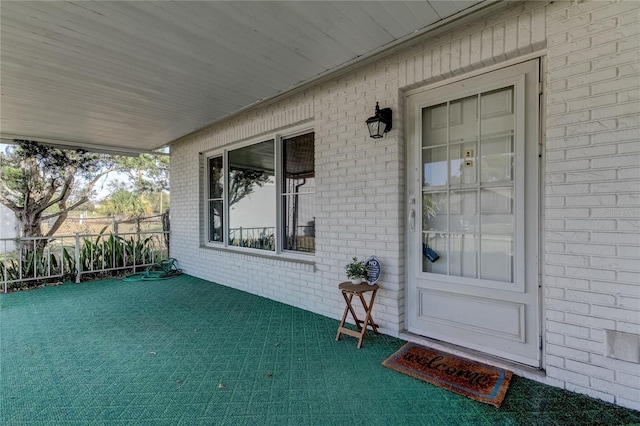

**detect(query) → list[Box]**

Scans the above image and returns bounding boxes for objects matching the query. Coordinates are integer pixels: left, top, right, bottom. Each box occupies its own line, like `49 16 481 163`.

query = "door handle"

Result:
409 209 415 231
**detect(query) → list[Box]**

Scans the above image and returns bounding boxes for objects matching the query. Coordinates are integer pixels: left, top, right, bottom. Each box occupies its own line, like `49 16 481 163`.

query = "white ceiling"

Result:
0 1 484 154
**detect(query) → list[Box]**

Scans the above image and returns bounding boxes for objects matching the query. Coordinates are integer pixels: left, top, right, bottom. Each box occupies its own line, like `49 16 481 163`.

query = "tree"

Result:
98 188 152 217
114 153 170 194
210 166 270 209
0 140 116 238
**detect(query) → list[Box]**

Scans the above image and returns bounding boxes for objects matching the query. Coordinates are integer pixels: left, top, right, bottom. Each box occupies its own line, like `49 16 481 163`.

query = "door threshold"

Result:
399 331 552 385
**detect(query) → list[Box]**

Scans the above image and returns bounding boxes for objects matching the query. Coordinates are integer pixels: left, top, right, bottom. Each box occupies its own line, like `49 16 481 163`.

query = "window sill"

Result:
200 244 316 268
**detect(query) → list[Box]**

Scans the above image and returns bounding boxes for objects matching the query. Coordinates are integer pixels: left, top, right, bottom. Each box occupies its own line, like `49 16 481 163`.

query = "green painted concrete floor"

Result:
1 275 639 425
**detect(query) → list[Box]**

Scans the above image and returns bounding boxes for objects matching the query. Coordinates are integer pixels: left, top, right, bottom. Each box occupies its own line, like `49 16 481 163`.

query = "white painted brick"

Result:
565 312 616 330
592 207 640 218
547 320 591 338
566 96 617 114
592 256 640 272
566 219 617 230
546 298 590 314
592 181 640 194
546 208 590 218
566 289 616 306
547 183 591 195
567 359 616 381
546 160 590 173
565 383 616 404
592 378 640 403
618 194 640 207
566 266 616 281
546 343 591 362
592 305 640 323
592 102 640 122
546 365 590 387
547 275 589 290
566 336 605 353
566 42 617 66
565 194 616 207
545 231 590 243
565 243 616 255
566 170 617 183
618 140 640 154
618 88 640 103
593 75 640 97
547 12 591 37
618 295 640 310
590 0 640 21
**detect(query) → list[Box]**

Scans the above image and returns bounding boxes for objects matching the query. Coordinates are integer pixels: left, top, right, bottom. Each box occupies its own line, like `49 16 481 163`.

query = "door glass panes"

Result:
423 147 448 187
207 156 224 243
449 96 478 143
450 142 477 186
450 190 477 233
480 188 514 234
423 233 447 274
480 235 513 282
422 103 447 147
450 234 477 278
422 192 447 231
480 88 514 137
421 85 516 284
481 137 514 183
228 140 276 251
282 132 315 253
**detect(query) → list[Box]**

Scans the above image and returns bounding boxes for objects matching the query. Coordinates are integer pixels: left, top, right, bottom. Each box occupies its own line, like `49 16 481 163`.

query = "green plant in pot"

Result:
345 257 368 284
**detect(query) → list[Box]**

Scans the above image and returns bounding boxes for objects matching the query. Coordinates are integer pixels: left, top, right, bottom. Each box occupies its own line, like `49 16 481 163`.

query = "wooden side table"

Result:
335 282 380 348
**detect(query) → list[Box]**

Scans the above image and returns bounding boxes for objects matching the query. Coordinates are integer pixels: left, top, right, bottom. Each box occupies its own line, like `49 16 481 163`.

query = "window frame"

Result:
204 125 315 259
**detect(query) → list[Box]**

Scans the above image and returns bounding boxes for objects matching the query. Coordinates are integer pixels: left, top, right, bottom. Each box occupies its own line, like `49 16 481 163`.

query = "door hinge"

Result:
539 336 544 350
538 81 543 95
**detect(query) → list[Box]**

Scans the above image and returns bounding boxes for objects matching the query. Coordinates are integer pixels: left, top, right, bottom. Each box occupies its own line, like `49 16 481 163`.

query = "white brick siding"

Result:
170 0 640 410
544 0 640 410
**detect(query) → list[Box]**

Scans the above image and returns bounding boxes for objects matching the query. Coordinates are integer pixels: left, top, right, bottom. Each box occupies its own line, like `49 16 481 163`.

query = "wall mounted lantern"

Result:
365 102 392 138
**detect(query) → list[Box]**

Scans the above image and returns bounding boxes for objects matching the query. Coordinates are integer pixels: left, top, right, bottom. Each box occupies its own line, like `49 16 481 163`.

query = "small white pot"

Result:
350 277 364 284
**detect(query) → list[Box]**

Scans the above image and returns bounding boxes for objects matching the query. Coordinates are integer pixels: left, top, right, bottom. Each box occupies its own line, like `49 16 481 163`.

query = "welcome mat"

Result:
382 342 512 408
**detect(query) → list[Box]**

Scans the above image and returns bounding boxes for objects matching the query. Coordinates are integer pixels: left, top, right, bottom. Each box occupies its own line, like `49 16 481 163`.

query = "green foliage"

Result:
113 153 170 194
345 257 368 280
98 188 152 217
79 227 156 272
1 140 170 237
0 245 75 290
0 140 117 237
1 229 164 291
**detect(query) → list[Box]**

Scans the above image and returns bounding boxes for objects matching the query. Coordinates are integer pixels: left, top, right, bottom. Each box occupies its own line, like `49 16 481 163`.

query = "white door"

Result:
406 60 541 367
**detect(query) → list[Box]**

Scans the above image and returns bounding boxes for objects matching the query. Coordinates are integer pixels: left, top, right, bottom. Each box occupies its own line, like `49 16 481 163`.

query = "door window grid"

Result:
422 87 515 283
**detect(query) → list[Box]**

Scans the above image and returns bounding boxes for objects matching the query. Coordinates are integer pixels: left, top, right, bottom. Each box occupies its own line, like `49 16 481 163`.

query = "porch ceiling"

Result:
0 1 484 154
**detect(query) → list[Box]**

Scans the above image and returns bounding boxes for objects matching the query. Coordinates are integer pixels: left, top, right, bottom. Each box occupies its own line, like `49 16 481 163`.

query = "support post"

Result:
74 233 81 283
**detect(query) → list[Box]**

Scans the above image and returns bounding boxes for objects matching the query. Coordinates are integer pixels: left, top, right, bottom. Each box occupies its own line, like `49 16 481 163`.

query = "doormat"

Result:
382 342 512 408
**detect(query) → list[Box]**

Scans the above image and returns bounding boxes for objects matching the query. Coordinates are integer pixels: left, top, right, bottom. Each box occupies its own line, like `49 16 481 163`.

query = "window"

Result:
282 133 315 253
205 131 315 255
207 156 224 243
422 87 516 283
228 140 276 250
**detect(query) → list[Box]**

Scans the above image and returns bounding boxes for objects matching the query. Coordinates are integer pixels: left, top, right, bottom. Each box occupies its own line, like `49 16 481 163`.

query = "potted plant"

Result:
345 257 368 284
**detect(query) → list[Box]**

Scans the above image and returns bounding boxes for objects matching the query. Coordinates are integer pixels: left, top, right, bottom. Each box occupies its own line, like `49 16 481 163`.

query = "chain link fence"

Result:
43 214 168 236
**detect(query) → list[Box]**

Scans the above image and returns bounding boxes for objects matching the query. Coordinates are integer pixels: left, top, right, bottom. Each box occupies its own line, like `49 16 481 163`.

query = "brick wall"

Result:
544 0 640 409
170 0 640 409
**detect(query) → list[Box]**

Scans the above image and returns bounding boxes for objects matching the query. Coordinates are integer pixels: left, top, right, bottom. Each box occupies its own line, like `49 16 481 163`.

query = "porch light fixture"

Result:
365 102 392 138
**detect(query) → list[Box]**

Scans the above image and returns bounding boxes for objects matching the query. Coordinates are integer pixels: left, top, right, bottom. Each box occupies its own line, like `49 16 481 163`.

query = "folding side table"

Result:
335 282 380 348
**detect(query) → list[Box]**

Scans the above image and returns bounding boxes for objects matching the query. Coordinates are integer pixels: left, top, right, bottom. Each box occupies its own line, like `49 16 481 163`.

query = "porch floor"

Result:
2 275 638 425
